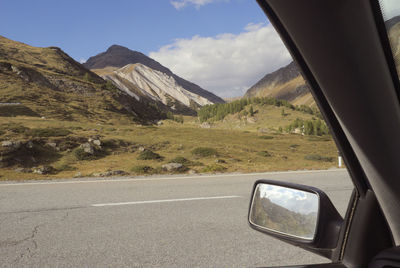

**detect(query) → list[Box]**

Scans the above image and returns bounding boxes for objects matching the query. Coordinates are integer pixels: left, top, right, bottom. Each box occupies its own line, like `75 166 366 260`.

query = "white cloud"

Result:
149 23 292 98
171 0 227 10
380 0 400 20
79 58 86 64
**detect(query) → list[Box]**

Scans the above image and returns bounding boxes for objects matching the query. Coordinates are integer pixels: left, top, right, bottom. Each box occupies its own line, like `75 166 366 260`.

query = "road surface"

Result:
0 169 353 267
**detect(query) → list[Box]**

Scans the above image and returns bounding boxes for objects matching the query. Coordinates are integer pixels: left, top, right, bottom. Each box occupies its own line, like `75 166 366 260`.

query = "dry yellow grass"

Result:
0 115 339 181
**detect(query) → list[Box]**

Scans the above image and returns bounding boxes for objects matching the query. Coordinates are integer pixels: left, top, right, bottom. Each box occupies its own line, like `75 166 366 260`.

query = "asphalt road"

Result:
0 169 353 268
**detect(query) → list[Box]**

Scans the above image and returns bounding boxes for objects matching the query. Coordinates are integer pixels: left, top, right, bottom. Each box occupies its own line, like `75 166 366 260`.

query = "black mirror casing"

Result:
248 180 343 259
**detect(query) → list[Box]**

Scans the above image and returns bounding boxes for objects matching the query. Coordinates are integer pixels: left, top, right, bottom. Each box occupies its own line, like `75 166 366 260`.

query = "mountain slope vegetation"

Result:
245 61 313 106
0 35 165 123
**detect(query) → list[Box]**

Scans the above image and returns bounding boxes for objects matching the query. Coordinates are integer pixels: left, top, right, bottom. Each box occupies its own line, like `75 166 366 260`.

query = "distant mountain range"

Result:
84 45 224 107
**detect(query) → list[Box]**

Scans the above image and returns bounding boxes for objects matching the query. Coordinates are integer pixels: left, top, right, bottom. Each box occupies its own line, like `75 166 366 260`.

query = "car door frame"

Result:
255 0 400 267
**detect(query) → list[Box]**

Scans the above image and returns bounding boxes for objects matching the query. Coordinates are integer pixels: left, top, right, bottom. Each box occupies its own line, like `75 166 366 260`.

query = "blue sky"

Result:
0 0 292 97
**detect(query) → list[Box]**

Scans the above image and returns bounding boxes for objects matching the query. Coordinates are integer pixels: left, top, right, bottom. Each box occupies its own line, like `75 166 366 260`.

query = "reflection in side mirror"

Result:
249 183 319 240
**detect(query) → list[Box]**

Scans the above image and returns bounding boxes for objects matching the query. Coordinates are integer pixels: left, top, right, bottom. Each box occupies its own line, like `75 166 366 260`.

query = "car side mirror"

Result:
248 180 344 259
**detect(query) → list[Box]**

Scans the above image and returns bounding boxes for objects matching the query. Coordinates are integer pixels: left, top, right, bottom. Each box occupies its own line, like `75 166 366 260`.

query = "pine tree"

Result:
249 106 254 116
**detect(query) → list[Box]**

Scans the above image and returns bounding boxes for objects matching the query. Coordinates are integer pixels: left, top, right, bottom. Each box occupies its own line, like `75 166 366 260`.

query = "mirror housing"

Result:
248 180 343 259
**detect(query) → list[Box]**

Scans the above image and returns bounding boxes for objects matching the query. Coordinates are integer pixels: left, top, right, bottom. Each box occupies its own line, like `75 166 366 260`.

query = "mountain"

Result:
245 16 400 106
244 61 313 106
93 63 213 114
84 45 224 105
0 35 164 122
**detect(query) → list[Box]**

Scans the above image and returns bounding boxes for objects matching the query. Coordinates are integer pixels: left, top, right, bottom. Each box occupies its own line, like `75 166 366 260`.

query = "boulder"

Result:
2 140 21 149
1 141 13 147
110 170 127 176
80 142 94 154
92 139 101 146
200 122 211 129
93 170 128 177
162 163 183 172
33 166 55 175
46 142 57 149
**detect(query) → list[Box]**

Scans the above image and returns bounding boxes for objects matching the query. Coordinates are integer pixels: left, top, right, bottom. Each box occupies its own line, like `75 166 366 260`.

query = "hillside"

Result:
196 97 328 136
244 61 313 106
0 35 165 123
92 63 213 115
84 45 224 104
245 16 400 106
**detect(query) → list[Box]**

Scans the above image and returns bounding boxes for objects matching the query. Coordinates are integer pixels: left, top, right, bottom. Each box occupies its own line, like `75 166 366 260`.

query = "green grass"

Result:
25 128 71 137
191 147 218 157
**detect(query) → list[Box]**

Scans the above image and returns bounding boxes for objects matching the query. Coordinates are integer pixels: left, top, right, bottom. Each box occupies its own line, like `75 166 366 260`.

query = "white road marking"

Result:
0 169 346 187
91 195 242 207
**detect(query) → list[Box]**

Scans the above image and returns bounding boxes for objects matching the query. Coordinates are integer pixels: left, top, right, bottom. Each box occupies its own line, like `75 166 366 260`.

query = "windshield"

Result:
0 1 353 267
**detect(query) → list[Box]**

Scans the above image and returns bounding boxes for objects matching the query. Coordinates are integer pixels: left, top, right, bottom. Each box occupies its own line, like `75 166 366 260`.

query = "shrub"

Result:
74 148 97 160
202 164 227 173
26 128 71 137
131 165 154 174
257 151 272 157
5 123 29 134
170 156 191 165
137 150 163 160
304 154 334 162
259 135 274 140
191 147 218 157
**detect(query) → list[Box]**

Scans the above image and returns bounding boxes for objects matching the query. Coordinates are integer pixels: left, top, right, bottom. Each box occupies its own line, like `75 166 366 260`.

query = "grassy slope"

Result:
194 103 317 132
0 36 155 123
248 75 315 107
0 112 338 181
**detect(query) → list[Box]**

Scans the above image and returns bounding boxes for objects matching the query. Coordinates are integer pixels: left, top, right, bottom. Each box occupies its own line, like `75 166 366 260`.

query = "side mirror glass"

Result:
248 180 344 260
249 183 319 240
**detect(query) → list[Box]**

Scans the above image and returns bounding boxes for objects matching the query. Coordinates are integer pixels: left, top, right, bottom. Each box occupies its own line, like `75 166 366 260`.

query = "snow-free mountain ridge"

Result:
84 45 224 104
96 63 213 111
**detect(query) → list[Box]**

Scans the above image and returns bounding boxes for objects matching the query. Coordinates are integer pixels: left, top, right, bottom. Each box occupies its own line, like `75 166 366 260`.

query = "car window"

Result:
0 1 353 267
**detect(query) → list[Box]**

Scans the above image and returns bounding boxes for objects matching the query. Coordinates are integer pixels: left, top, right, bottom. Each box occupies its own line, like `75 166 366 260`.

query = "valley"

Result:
0 101 338 181
0 36 339 181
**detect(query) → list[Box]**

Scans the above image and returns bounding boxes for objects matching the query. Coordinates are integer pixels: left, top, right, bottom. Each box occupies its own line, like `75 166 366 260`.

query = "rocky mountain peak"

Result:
85 45 224 104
